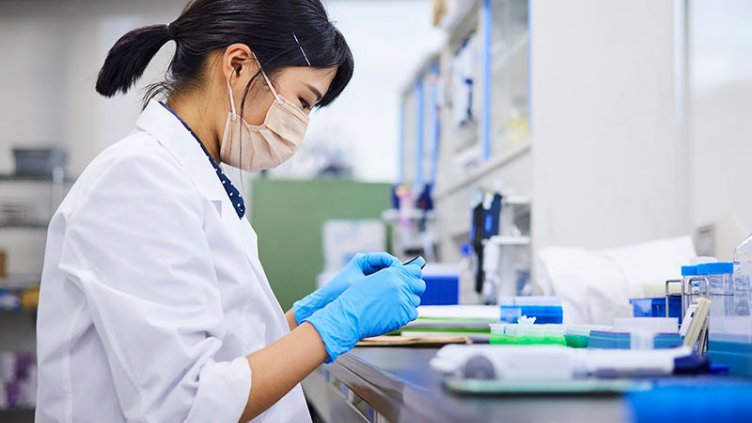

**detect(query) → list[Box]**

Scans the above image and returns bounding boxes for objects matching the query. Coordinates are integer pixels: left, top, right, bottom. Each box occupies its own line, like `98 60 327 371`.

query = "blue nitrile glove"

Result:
293 252 401 325
304 256 427 362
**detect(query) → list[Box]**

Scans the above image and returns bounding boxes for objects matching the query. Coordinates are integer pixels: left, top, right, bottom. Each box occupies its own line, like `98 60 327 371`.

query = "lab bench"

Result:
302 347 628 423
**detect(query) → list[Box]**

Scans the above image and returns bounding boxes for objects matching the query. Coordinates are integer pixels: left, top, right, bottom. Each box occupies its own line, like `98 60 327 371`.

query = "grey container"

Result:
12 147 68 176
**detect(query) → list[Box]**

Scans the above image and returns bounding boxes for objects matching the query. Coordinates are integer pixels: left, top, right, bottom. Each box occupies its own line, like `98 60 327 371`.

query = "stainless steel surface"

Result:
305 347 629 423
303 368 371 423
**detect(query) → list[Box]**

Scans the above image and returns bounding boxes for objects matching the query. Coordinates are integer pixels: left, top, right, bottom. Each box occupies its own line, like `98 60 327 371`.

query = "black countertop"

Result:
324 347 629 423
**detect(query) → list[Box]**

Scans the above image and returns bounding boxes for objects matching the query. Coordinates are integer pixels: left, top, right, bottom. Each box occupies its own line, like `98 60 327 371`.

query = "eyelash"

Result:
299 98 312 111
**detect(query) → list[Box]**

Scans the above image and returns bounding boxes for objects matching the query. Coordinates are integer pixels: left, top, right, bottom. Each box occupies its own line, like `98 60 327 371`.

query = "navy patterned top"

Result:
160 102 246 219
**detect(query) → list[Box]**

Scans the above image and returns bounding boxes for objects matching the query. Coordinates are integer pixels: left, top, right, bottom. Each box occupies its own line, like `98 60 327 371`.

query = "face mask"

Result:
220 63 309 172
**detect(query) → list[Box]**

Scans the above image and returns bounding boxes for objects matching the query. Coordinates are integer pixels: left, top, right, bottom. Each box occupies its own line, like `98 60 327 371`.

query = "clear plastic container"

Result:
498 296 563 324
489 323 507 335
682 257 718 316
681 265 698 316
699 262 735 338
733 234 752 337
707 242 752 376
489 323 566 345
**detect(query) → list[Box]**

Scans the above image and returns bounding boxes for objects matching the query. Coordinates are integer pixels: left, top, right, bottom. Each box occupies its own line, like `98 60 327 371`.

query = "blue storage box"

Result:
420 274 459 305
588 331 682 349
708 340 752 377
630 296 683 323
500 305 563 324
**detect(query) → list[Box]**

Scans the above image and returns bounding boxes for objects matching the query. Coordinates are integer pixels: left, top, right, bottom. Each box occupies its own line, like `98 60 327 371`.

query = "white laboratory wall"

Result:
688 0 752 259
0 0 179 275
0 0 179 174
0 0 442 274
0 0 443 182
530 0 690 250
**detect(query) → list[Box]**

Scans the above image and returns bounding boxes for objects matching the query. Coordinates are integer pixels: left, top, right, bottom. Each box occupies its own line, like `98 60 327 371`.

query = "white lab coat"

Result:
35 101 311 423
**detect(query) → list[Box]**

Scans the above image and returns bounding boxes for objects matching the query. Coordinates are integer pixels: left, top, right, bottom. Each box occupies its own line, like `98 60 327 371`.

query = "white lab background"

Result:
0 0 443 278
1 0 750 251
0 0 444 182
0 1 751 420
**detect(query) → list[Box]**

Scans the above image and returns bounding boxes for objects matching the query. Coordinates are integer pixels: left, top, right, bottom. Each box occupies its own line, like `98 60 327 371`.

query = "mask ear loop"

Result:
252 52 281 100
226 70 249 212
226 79 238 120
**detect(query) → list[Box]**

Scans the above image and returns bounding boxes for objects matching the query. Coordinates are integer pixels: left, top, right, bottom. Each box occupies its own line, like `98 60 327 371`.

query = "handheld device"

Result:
403 256 427 269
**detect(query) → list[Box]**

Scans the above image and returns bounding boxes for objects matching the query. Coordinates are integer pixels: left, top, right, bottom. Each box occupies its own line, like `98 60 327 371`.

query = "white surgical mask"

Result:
220 61 309 172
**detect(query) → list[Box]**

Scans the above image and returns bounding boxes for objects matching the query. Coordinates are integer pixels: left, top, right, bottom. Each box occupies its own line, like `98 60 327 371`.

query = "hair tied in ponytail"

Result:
165 23 176 40
96 0 354 110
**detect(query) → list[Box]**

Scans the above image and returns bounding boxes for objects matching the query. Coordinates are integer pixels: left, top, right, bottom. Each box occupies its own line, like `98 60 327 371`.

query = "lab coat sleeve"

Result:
58 149 251 423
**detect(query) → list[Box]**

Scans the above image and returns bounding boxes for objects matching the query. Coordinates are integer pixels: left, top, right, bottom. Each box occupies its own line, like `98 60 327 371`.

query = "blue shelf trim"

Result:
415 78 426 188
429 63 441 184
481 0 493 161
398 101 406 184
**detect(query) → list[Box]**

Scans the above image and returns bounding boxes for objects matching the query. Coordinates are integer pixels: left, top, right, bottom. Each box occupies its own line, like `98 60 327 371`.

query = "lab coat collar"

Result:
136 101 287 328
136 100 227 206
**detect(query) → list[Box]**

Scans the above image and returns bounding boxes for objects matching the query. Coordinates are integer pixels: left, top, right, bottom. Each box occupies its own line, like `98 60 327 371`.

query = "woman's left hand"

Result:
292 252 401 325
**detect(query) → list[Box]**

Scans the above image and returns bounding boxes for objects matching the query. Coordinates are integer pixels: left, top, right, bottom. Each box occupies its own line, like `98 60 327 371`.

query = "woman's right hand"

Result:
292 252 402 325
303 257 426 362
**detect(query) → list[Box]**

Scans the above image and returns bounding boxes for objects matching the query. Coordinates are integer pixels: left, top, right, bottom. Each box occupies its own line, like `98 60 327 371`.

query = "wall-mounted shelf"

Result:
436 0 480 32
0 222 49 230
1 275 41 289
435 139 531 200
486 235 531 246
0 174 75 183
492 32 529 73
381 209 436 222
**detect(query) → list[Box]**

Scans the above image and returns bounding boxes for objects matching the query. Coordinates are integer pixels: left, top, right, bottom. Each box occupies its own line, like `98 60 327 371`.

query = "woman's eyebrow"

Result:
305 83 323 102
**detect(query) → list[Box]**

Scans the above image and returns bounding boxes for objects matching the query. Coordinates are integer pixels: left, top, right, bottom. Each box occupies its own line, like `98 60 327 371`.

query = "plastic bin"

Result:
421 274 459 305
630 296 683 323
500 305 563 324
489 323 566 345
702 262 743 373
12 148 67 176
588 331 682 350
499 297 563 324
564 325 610 348
708 339 752 376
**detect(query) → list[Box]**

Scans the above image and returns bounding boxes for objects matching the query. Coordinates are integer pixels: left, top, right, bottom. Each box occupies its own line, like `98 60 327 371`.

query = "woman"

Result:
35 1 425 421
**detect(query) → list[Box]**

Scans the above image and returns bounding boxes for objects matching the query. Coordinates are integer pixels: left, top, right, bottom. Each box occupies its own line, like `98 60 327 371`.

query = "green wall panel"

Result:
250 179 391 311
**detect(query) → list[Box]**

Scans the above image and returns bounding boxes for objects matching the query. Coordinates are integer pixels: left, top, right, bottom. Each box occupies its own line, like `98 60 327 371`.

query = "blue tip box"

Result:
630 296 683 323
420 274 459 305
500 305 563 324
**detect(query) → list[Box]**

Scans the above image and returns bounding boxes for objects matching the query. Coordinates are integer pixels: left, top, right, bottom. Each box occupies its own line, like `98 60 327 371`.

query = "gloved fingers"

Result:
405 274 426 296
358 252 402 275
402 257 426 278
408 305 419 322
408 293 421 308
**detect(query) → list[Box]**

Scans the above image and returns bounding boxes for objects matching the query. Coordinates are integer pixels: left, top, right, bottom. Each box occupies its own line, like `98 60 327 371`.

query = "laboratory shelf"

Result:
0 174 75 183
491 32 529 73
0 275 41 289
486 235 531 246
0 221 49 230
0 408 36 420
435 0 479 31
381 209 436 223
435 139 532 200
0 409 35 423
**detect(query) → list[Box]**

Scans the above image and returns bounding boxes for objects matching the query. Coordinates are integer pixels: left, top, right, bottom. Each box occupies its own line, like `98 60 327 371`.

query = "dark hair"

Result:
95 0 354 109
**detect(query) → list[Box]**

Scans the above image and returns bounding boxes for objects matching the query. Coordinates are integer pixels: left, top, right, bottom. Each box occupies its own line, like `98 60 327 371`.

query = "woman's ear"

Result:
221 43 253 82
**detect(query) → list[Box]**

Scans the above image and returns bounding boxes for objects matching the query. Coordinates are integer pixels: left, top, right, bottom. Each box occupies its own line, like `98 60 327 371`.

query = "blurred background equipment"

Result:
2 0 752 421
